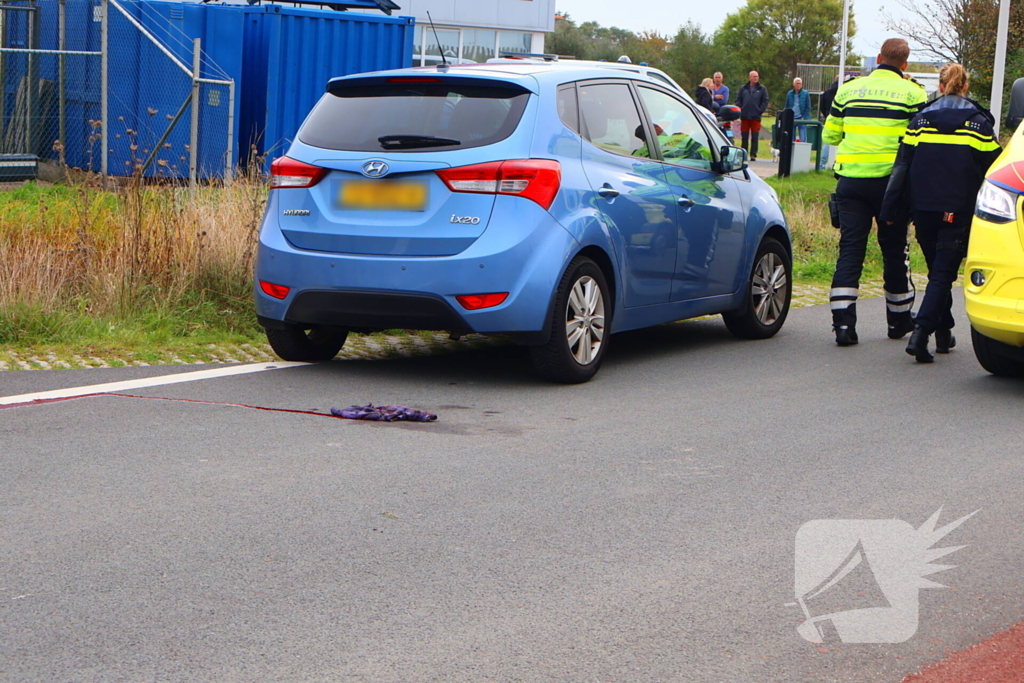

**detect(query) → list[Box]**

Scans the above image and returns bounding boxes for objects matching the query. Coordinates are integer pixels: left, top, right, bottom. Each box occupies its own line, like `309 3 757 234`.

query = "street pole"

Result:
190 37 200 188
225 80 234 185
991 0 1011 137
838 0 850 85
100 0 108 183
59 0 66 164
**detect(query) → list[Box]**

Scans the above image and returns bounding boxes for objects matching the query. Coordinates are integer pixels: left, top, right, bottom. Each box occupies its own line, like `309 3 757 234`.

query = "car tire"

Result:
529 256 610 384
723 236 792 339
265 324 349 362
971 326 1024 377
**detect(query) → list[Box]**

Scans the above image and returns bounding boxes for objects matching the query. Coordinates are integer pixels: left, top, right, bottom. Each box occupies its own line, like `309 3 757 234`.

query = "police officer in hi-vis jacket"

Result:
823 38 928 346
880 63 1001 363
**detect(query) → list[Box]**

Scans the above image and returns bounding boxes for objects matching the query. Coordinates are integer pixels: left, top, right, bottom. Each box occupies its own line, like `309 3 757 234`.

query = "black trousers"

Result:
830 176 915 327
913 210 969 333
740 130 760 160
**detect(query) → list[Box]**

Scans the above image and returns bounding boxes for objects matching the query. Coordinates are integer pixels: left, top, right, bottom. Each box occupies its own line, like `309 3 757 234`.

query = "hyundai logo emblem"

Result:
361 160 390 178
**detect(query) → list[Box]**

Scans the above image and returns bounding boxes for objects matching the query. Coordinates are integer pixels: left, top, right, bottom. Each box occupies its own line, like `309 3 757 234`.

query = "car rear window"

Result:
298 82 530 153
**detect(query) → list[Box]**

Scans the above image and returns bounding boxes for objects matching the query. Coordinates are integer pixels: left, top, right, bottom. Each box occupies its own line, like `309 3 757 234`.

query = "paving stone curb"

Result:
0 275 941 371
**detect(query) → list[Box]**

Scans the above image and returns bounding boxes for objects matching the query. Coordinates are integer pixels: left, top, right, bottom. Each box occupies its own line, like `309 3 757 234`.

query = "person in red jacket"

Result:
736 71 769 160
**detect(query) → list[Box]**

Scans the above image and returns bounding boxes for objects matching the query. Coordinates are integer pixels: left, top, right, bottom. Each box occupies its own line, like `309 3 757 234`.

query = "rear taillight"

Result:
259 280 291 299
436 159 561 210
456 292 509 310
269 156 328 189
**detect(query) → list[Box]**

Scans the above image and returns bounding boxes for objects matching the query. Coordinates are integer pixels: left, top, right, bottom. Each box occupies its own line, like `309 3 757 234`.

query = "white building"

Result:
364 0 556 66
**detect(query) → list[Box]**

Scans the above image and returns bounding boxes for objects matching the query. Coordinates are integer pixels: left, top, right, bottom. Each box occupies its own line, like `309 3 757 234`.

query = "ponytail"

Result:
939 63 969 96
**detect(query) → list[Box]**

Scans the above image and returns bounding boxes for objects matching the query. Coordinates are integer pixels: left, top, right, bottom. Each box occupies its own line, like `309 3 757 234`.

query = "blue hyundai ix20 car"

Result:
255 61 792 383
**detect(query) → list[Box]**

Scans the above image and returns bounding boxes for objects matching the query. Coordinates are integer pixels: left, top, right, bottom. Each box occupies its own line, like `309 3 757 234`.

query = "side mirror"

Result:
718 145 747 173
1008 78 1024 130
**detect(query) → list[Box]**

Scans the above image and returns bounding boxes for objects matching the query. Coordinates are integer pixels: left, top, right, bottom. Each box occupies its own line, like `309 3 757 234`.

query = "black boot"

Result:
935 329 956 354
905 327 934 363
887 312 915 340
834 324 859 346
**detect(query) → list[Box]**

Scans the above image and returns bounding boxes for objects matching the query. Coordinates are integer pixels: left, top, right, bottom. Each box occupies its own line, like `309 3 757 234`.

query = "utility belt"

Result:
923 211 971 256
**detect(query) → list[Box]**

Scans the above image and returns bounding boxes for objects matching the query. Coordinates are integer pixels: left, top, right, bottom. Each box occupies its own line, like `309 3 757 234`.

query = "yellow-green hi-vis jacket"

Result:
822 66 928 178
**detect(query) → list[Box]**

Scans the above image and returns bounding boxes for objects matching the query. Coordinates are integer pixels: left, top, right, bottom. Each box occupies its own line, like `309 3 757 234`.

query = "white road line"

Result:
0 362 308 407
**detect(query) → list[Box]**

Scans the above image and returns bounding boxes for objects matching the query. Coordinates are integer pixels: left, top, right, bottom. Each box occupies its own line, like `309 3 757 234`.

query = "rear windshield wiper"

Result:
378 134 461 149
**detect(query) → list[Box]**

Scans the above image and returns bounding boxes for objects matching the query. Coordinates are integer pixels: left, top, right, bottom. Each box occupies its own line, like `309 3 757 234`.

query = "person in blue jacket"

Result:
785 77 812 142
712 72 732 138
880 63 1002 363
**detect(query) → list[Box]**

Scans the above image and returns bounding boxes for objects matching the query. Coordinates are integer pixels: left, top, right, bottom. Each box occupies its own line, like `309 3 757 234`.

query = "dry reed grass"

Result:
0 176 267 323
781 189 841 263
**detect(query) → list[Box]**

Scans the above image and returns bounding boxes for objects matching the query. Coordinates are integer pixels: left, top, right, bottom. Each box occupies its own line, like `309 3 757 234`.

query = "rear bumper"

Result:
254 195 580 337
258 290 469 333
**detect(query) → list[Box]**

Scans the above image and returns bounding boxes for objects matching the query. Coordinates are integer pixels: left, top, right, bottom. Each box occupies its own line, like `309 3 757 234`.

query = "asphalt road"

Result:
2 293 1023 683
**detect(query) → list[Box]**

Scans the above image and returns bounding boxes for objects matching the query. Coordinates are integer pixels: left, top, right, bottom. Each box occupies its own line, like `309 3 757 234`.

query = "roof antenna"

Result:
426 12 448 72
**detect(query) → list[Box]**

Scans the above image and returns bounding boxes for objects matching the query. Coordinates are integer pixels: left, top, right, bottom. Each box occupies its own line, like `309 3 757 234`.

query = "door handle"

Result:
598 184 620 200
678 196 695 209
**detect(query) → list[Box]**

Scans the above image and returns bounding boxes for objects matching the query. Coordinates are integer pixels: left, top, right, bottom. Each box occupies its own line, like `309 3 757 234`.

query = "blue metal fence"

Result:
0 0 413 179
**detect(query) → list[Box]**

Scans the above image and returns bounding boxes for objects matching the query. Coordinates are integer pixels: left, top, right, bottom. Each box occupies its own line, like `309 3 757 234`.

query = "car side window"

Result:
578 82 649 158
648 72 674 88
557 85 581 134
637 86 715 172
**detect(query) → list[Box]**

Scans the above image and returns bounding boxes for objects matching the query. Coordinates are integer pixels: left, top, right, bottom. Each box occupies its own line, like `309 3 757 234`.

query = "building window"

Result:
412 27 534 66
422 28 459 66
499 31 532 55
462 29 497 64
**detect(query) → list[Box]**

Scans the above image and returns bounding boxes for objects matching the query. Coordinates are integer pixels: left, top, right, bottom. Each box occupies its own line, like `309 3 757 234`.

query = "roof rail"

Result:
497 51 559 62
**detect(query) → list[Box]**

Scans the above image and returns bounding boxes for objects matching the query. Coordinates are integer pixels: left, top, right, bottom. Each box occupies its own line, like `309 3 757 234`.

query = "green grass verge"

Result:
767 171 928 284
0 293 266 361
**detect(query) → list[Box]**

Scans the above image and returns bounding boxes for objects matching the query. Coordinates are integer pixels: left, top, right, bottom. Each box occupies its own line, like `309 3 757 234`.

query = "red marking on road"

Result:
109 393 343 418
0 391 341 419
900 621 1024 683
0 392 109 410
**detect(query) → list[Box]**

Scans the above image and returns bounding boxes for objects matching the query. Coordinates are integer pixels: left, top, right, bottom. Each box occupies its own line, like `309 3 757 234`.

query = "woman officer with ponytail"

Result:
881 63 1002 363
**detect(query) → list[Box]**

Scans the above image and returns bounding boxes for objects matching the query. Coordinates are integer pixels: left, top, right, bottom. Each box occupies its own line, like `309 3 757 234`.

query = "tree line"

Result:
549 0 856 113
552 1 1024 113
884 0 1024 109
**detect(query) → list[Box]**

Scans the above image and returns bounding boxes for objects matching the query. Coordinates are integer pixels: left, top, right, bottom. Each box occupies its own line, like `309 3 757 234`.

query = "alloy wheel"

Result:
565 275 605 365
752 252 788 325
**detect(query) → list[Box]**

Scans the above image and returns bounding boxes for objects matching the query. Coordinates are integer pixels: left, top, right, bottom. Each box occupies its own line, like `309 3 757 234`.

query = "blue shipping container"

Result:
240 4 414 166
1 0 412 177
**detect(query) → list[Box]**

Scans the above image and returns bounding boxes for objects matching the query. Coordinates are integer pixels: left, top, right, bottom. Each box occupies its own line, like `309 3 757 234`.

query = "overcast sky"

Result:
553 0 901 62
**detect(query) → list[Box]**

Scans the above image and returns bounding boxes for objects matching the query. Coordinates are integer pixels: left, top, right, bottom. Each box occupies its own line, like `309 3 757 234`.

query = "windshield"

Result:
298 82 530 153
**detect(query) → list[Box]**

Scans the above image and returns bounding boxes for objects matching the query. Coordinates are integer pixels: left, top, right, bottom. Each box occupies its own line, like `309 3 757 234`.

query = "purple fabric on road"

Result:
331 403 437 422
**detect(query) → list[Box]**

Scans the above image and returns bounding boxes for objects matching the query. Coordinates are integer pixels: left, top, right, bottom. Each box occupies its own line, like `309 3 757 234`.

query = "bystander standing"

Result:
712 72 731 138
785 77 812 141
736 71 769 161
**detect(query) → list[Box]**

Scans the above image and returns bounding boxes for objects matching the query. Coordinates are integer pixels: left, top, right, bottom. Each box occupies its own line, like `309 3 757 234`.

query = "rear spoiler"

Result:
326 73 538 95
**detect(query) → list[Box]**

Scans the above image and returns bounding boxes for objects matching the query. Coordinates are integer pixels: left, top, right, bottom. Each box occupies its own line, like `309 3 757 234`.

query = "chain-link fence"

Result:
796 64 841 95
0 0 100 168
0 0 234 183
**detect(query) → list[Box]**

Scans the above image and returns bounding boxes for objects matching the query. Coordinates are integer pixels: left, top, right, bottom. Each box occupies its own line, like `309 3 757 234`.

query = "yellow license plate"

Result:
339 180 428 211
